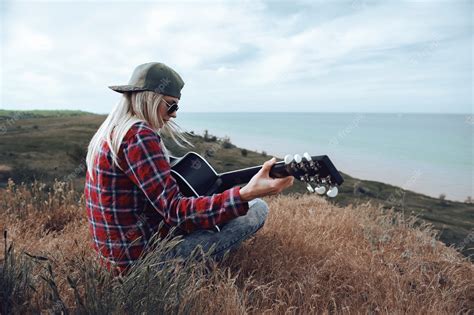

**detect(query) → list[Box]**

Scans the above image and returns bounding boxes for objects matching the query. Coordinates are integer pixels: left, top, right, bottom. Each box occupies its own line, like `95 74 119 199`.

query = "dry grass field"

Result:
1 180 473 314
0 112 472 259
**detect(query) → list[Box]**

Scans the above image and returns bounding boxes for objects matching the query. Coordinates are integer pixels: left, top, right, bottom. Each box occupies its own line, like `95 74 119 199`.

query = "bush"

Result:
241 149 248 157
439 193 447 205
203 130 217 142
261 151 267 157
221 136 234 149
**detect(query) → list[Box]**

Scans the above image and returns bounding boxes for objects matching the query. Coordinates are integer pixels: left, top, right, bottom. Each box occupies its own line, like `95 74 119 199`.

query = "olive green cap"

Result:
109 62 184 99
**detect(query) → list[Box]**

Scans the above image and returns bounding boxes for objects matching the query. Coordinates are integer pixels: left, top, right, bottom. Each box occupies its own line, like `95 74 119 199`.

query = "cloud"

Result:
6 25 54 52
1 0 472 113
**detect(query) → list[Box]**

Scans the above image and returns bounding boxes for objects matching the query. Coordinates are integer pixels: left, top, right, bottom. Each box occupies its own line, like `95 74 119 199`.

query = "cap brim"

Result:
108 85 148 93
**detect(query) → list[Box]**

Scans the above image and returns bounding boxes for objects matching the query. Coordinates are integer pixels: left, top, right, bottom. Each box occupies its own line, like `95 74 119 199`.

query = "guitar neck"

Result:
218 162 291 191
170 152 343 197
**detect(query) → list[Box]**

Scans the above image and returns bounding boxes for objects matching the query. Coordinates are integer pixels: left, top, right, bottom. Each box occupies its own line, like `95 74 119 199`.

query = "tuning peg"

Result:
294 154 302 163
327 186 339 198
306 183 314 193
284 154 293 164
315 186 326 195
303 152 311 161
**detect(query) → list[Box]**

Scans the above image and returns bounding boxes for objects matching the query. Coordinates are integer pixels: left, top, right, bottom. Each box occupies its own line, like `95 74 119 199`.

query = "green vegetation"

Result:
0 109 93 120
0 112 472 259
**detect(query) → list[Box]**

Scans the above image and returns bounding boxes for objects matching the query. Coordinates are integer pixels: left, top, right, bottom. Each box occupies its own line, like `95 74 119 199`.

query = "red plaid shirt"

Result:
85 121 249 273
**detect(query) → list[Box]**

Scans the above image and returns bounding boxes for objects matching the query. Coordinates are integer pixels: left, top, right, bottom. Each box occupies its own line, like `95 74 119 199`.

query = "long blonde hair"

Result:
86 91 192 179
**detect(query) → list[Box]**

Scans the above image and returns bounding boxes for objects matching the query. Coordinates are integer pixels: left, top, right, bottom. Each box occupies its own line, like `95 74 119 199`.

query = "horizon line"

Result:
1 109 472 115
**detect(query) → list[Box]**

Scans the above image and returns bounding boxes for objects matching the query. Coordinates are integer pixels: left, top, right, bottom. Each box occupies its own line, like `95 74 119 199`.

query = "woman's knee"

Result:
248 198 269 225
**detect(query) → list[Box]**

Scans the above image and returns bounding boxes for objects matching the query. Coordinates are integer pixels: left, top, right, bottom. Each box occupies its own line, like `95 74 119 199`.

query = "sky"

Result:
0 0 472 114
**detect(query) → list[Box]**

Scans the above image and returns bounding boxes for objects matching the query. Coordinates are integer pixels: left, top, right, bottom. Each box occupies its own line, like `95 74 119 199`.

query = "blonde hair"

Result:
86 91 192 179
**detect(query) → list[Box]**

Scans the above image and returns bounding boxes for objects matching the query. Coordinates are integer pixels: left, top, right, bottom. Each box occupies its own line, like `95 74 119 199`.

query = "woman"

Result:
85 62 294 274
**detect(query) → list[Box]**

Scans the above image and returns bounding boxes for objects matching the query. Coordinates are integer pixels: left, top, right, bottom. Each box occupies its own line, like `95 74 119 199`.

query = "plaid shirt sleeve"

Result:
118 126 249 234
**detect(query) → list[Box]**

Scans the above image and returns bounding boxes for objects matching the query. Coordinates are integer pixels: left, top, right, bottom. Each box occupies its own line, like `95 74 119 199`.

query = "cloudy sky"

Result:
1 0 472 113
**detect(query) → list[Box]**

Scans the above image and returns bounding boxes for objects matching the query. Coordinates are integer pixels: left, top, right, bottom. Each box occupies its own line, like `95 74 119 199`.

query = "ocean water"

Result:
176 112 473 202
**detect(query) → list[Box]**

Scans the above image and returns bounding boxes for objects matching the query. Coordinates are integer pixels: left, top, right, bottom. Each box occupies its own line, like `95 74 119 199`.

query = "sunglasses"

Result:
162 98 179 115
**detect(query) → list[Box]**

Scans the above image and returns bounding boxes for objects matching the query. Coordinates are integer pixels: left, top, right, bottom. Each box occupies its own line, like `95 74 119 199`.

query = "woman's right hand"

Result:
239 157 294 202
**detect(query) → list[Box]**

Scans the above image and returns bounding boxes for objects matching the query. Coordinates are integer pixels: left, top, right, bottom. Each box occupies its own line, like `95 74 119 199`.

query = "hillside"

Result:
0 111 472 259
1 182 473 313
0 109 91 119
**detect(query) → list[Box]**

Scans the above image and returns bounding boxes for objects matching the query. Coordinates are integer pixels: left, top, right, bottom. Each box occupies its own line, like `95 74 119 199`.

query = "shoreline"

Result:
175 111 472 203
183 127 470 203
1 109 471 202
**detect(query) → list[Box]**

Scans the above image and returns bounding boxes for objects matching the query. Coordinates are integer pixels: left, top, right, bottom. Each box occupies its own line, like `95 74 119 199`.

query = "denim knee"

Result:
163 198 270 262
248 198 269 230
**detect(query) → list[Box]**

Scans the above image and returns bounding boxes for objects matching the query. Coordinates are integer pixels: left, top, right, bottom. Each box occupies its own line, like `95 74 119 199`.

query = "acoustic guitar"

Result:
170 152 344 198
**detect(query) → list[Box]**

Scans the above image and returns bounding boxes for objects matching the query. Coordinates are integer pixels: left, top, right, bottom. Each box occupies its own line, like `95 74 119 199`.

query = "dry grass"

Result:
1 180 473 314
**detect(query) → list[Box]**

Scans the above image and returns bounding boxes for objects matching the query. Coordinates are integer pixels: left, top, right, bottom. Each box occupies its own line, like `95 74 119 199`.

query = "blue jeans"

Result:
167 198 269 262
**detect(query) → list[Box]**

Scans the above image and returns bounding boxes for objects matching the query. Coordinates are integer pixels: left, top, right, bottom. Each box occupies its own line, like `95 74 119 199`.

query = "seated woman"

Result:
85 62 294 274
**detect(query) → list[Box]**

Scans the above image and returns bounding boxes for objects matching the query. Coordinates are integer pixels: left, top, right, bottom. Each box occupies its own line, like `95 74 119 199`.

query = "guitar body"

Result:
170 152 221 197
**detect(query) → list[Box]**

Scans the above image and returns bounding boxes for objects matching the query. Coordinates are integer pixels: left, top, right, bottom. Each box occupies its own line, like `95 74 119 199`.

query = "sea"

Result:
175 112 473 202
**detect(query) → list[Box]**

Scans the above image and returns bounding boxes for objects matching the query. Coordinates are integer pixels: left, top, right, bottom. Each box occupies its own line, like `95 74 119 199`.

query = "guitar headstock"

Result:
282 152 344 198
